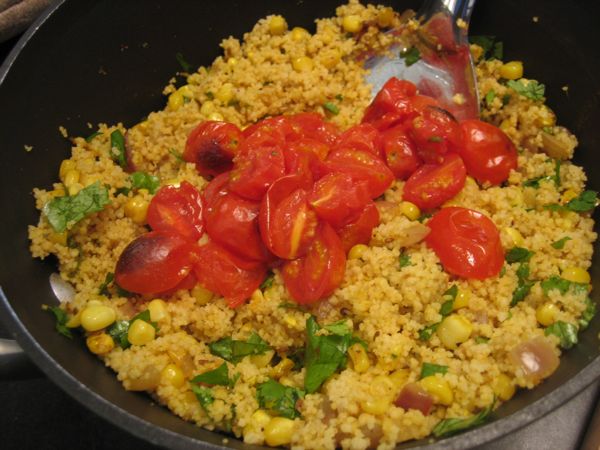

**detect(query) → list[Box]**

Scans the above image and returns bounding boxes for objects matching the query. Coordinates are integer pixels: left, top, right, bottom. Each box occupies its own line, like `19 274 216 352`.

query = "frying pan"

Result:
1 0 599 449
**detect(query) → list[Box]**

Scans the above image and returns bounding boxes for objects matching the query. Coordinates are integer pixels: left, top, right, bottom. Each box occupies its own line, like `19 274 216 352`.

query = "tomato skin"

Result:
242 116 299 141
336 201 380 252
425 206 504 279
362 78 418 131
288 112 340 146
403 153 466 210
284 138 330 182
115 231 194 294
183 121 243 177
282 222 346 304
409 106 462 164
202 172 230 206
259 175 318 260
458 119 518 185
381 125 422 180
192 241 267 308
333 123 382 158
147 181 205 241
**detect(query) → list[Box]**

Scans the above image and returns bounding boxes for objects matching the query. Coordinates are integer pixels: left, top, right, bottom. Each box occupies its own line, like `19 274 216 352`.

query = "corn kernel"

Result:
215 83 234 104
419 375 453 405
492 373 516 401
505 227 525 248
342 15 362 33
348 343 370 373
389 369 409 388
283 315 297 327
377 7 395 28
348 244 368 260
453 288 471 310
251 289 265 303
160 363 185 387
371 375 397 399
437 314 473 350
250 349 274 368
269 16 288 36
227 57 237 67
148 298 169 323
59 159 76 181
561 267 590 284
360 397 390 415
68 183 83 196
561 189 578 203
536 302 559 326
500 119 512 132
208 112 224 121
320 49 341 70
177 84 193 100
264 417 295 447
500 61 523 80
128 319 156 346
48 230 68 246
65 311 81 328
278 376 295 387
400 201 421 221
290 27 310 41
163 178 181 187
200 100 215 115
292 56 314 72
124 195 149 225
168 90 184 111
63 170 80 188
271 358 294 379
192 285 214 305
540 110 555 127
86 333 115 355
251 409 272 428
80 305 116 332
80 173 101 187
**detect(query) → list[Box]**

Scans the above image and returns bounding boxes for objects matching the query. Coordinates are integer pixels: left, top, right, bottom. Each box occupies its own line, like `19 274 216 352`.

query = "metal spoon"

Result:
365 0 479 120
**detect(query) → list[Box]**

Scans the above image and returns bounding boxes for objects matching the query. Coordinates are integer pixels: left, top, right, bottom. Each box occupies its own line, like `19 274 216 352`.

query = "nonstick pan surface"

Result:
1 1 600 449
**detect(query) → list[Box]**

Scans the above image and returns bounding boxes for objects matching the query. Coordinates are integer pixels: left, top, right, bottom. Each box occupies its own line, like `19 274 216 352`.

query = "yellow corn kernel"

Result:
348 244 368 260
163 178 181 187
63 170 80 188
505 227 525 248
377 7 395 28
65 311 81 328
453 288 471 310
271 357 294 379
227 57 237 67
80 173 101 187
269 16 288 36
168 90 185 111
292 56 314 72
540 110 555 127
419 375 453 405
59 159 76 181
264 417 295 447
148 298 169 323
278 376 295 387
160 364 185 387
492 373 516 401
348 343 370 373
499 119 512 132
360 397 390 415
342 15 362 33
48 230 68 246
561 267 591 284
192 285 214 305
216 83 234 104
252 409 272 428
464 176 478 189
536 302 559 326
561 189 578 203
86 333 115 355
283 315 297 327
128 319 156 346
389 369 410 388
250 349 274 368
177 84 193 100
47 187 66 199
321 49 341 70
208 112 224 121
124 195 149 225
437 314 473 350
500 61 523 80
200 100 215 115
290 27 310 41
80 305 116 332
68 183 83 196
400 201 421 221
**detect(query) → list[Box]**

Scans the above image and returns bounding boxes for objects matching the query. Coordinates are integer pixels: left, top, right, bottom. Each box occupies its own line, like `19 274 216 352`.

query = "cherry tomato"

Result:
147 181 205 241
362 78 418 131
284 138 330 183
403 153 466 210
183 121 243 177
408 105 462 164
458 119 518 185
381 124 422 180
425 206 504 279
259 175 318 260
115 231 194 294
409 94 442 113
243 115 299 141
282 222 346 304
192 241 267 308
333 123 382 157
325 149 394 198
308 172 371 229
288 112 340 146
202 172 230 206
155 272 197 298
336 201 380 252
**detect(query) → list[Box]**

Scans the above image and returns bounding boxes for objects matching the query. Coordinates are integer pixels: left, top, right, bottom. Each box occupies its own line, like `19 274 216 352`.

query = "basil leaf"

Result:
545 321 578 349
85 131 102 142
323 319 352 336
511 262 534 306
107 320 130 349
579 298 596 330
260 272 275 291
505 247 533 263
191 362 236 387
190 384 214 413
175 52 193 73
45 305 72 338
399 253 412 268
432 401 495 437
439 285 458 316
418 323 439 341
474 336 490 344
256 379 305 419
420 363 448 379
552 159 561 187
541 276 573 296
400 47 420 66
506 79 545 101
99 272 115 296
551 236 571 249
208 332 271 363
566 190 598 212
469 36 503 60
323 102 340 115
169 148 185 162
129 171 160 194
44 181 110 233
109 130 127 168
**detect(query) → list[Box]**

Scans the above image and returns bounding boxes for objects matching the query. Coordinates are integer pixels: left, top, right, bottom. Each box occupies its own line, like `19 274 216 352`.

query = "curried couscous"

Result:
29 1 597 448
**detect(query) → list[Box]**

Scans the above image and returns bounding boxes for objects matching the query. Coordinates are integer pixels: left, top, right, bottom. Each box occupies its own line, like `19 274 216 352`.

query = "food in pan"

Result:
29 1 597 448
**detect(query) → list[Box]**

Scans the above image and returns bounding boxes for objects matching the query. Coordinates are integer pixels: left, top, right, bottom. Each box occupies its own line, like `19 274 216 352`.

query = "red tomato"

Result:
409 94 442 113
308 173 371 229
403 153 466 210
282 222 346 304
325 149 394 198
458 119 518 185
259 175 318 260
336 201 380 252
242 116 299 141
425 206 504 279
381 125 422 180
228 129 286 200
192 241 267 308
284 138 330 182
288 112 339 146
409 106 462 164
333 123 382 157
155 272 197 298
115 231 194 294
183 121 243 177
147 181 205 241
362 78 418 131
202 172 230 206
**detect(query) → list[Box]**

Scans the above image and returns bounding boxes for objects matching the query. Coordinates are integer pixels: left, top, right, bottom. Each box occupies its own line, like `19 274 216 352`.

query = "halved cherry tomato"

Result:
242 115 299 141
381 124 422 180
458 119 518 185
202 172 230 206
425 206 504 279
284 138 330 183
336 201 380 252
408 105 462 164
183 121 243 177
288 112 339 146
403 152 466 210
362 78 418 131
147 181 205 241
308 173 371 229
282 222 346 304
115 231 194 294
155 272 197 298
259 175 318 260
333 123 382 157
192 241 267 308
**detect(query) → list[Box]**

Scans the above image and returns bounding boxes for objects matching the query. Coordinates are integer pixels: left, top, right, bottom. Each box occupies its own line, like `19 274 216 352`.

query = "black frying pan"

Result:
1 1 600 449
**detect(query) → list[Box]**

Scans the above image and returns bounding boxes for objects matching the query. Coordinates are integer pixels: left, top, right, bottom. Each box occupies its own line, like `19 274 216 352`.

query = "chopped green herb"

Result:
522 176 550 188
432 401 495 437
107 320 130 348
399 253 412 268
502 94 511 105
208 332 271 363
506 79 545 101
169 148 184 163
474 336 490 344
511 263 534 306
552 159 561 187
541 275 586 296
190 384 214 413
579 298 596 330
418 212 433 223
418 323 439 341
505 247 533 263
400 47 421 66
565 190 598 212
205 91 215 100
130 309 158 330
99 272 115 296
335 94 344 101
191 362 237 387
428 136 443 143
256 379 305 419
542 126 555 135
551 236 572 249
420 362 448 379
469 36 503 60
419 286 457 340
485 90 496 106
499 265 506 277
278 302 304 311
323 319 352 336
175 52 193 73
109 130 127 168
45 305 72 338
260 272 275 291
323 102 340 115
129 171 160 194
115 187 130 196
545 321 578 349
85 131 102 142
44 182 110 233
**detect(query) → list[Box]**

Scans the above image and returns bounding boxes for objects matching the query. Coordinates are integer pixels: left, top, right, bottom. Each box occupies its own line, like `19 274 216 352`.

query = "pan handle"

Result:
0 338 41 379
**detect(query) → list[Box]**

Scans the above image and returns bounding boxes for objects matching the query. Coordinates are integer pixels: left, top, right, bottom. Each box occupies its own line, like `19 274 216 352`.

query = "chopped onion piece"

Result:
394 382 433 415
510 337 559 383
